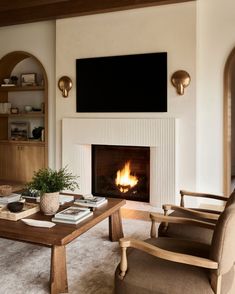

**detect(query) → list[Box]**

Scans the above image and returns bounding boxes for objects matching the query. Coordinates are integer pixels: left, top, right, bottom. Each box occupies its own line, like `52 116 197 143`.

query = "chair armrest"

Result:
150 212 215 237
150 213 216 229
179 190 228 207
162 204 220 220
119 237 218 278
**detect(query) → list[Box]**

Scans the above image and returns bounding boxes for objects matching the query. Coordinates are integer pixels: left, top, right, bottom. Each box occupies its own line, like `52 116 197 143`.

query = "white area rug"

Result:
0 218 151 294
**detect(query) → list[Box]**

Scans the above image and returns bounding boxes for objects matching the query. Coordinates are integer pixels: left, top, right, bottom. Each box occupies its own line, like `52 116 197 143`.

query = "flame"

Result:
115 161 138 193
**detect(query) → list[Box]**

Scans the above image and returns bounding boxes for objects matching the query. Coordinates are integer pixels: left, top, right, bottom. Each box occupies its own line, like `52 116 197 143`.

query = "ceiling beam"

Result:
0 0 195 27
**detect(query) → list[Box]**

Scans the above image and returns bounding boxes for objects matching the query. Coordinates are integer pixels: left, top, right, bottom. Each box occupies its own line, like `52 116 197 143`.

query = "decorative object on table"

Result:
3 78 10 84
0 202 39 221
21 219 56 228
0 185 12 196
21 188 40 201
27 166 79 215
74 195 107 208
21 73 37 86
171 70 191 95
10 121 29 140
58 76 73 97
7 201 24 212
32 126 44 139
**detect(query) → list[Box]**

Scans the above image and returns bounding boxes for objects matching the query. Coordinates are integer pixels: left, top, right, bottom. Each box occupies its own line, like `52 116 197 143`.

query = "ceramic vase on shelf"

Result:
40 192 60 215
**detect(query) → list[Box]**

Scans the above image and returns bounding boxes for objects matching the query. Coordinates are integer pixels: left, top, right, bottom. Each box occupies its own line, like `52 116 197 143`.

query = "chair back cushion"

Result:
210 207 235 275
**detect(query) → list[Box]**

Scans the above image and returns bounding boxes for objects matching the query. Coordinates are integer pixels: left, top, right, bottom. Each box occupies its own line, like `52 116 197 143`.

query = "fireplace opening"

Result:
92 145 150 202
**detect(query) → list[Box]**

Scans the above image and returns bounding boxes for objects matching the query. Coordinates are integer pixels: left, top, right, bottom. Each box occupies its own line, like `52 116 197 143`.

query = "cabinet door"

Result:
19 145 45 182
0 144 18 181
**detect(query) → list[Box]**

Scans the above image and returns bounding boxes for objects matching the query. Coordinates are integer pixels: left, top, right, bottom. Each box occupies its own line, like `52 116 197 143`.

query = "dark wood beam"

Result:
0 0 195 27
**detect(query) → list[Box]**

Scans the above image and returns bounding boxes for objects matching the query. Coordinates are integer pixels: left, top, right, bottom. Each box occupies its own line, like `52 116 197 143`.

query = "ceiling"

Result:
0 0 194 27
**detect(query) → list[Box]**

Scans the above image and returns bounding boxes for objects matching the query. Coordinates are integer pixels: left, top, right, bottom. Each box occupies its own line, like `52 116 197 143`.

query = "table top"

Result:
0 197 126 246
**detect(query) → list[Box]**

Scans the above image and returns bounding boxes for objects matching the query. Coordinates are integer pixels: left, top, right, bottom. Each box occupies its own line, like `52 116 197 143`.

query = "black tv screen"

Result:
76 52 167 112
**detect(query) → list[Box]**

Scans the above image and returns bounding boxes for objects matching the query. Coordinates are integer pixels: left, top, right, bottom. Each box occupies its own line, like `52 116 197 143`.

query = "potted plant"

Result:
27 166 79 215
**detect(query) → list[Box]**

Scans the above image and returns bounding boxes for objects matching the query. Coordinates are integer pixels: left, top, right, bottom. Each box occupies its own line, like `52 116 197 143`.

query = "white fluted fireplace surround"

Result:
62 118 176 210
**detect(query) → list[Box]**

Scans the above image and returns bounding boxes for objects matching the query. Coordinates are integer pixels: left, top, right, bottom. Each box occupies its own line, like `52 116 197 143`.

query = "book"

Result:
74 197 107 208
52 211 93 224
0 193 21 204
54 206 91 221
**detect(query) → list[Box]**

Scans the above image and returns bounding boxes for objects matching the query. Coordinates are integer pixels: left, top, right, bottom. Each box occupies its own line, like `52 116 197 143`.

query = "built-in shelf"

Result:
0 85 44 92
0 139 45 145
0 112 44 118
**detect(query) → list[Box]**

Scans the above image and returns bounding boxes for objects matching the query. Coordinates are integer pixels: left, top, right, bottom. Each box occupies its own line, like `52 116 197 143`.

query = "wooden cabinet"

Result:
0 142 45 183
0 51 48 184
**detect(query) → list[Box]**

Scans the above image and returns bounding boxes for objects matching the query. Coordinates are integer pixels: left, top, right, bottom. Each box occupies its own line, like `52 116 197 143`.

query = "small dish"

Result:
7 202 24 212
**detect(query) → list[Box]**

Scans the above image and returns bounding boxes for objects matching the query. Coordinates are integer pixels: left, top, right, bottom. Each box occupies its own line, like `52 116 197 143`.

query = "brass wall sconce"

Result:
171 70 191 95
58 76 73 98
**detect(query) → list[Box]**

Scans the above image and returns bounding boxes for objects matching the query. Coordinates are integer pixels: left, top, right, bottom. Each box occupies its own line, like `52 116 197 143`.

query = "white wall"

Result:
197 0 235 195
0 21 56 167
56 2 197 198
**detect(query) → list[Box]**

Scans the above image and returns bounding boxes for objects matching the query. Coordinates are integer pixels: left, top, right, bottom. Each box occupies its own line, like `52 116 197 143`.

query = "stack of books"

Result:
0 193 21 205
74 195 107 208
51 206 93 224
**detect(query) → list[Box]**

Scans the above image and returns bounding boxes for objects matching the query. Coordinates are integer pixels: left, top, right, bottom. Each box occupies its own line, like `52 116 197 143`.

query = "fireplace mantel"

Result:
62 118 176 208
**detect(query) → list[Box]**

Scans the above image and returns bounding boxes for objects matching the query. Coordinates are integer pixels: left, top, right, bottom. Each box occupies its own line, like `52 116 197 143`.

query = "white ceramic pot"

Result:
40 192 60 215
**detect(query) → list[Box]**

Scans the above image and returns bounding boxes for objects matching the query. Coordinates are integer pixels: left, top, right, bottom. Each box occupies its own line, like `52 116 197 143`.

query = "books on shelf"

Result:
74 195 107 208
54 206 91 221
52 211 93 225
0 193 21 204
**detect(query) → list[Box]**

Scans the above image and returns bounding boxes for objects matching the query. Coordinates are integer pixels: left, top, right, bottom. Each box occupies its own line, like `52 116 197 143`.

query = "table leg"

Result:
50 245 68 294
109 209 124 241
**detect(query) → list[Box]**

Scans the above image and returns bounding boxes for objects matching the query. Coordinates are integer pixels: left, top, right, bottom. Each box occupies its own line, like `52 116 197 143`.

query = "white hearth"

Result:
62 118 176 209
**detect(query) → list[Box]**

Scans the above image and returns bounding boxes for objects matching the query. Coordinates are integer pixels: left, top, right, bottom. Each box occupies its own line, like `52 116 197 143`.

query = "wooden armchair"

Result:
157 190 235 245
115 206 235 294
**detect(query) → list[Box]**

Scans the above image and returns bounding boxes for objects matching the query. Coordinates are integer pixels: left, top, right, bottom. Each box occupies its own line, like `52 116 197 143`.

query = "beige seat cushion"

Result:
115 237 213 294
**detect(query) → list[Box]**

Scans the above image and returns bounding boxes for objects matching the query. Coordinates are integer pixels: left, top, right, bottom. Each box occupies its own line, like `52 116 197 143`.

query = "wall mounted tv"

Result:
76 52 167 112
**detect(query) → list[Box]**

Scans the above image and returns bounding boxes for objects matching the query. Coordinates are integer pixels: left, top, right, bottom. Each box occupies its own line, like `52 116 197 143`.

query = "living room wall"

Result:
2 1 232 201
56 2 197 197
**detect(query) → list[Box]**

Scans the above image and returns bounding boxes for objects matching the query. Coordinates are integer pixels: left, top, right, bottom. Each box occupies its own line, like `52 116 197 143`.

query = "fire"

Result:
115 161 138 193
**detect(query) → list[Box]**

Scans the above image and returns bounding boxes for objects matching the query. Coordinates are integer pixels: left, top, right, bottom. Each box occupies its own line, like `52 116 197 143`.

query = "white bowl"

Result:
24 105 32 112
3 78 10 84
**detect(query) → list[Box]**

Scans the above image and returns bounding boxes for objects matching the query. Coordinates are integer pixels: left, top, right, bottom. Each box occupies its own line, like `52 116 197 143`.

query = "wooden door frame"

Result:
223 47 235 195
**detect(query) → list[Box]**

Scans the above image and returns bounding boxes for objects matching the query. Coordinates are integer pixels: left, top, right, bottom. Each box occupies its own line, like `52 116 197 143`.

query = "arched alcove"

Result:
0 51 48 183
223 47 235 195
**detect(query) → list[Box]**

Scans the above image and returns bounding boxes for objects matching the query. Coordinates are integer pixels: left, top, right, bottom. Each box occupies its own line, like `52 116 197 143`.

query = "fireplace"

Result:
92 145 150 202
62 118 176 208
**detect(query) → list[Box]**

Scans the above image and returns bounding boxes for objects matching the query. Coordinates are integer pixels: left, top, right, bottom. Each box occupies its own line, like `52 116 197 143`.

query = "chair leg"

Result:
210 273 221 294
119 246 127 279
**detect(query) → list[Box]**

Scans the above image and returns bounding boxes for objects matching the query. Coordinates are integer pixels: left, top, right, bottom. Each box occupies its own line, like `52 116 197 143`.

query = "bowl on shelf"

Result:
24 105 32 112
3 78 10 84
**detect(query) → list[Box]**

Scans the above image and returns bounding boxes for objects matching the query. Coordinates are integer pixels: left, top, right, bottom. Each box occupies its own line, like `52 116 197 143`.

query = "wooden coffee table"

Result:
0 197 126 294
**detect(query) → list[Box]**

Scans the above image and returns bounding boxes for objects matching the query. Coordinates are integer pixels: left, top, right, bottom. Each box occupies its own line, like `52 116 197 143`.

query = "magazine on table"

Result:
52 211 93 224
0 193 21 204
54 206 91 221
74 195 107 208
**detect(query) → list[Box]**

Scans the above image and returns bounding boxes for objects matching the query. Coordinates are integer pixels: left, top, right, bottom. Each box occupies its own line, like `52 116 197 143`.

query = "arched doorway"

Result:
224 47 235 195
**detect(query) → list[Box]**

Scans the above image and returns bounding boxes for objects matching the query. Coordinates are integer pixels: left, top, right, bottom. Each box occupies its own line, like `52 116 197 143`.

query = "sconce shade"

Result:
58 76 72 97
171 70 191 95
